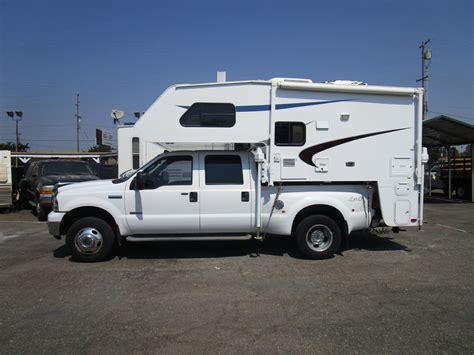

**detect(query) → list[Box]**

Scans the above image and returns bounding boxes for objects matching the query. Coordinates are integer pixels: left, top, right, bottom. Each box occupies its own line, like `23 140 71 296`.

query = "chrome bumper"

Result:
39 194 53 206
48 212 66 239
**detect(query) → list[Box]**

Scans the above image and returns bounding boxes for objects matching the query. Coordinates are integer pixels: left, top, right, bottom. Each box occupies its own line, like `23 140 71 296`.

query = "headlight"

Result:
40 185 55 195
52 195 59 212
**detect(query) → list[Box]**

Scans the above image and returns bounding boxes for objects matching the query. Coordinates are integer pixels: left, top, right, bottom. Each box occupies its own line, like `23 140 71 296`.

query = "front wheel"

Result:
66 217 116 262
295 215 342 259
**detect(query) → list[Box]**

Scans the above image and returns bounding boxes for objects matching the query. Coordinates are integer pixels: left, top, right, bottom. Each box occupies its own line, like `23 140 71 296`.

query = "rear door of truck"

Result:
198 152 253 233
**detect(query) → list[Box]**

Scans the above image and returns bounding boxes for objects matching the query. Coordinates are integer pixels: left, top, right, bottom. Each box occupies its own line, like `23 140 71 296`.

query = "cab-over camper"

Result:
49 78 427 262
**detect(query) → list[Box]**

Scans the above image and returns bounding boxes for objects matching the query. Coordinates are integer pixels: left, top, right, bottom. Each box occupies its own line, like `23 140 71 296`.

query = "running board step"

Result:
126 234 253 242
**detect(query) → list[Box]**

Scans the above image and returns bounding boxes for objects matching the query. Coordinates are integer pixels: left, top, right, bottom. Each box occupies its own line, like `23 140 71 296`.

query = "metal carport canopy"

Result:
422 114 474 203
423 115 474 147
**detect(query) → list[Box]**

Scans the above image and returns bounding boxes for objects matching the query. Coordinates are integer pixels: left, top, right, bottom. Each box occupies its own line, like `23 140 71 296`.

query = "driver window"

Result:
142 156 193 189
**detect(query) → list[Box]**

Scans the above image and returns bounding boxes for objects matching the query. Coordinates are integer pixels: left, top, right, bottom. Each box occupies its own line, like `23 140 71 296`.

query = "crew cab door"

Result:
124 153 200 234
198 152 253 233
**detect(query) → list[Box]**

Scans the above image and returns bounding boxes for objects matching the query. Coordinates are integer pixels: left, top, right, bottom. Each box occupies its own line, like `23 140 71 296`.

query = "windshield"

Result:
112 153 167 184
41 162 94 176
112 169 136 184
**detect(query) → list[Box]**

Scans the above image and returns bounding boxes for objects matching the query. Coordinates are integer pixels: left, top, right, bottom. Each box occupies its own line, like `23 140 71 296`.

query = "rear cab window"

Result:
204 155 243 185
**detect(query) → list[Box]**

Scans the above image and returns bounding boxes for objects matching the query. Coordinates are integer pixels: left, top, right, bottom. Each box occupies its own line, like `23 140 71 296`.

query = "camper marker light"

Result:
340 113 350 121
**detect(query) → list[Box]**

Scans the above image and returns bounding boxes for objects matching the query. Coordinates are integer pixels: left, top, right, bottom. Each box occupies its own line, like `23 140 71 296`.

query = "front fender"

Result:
60 197 130 235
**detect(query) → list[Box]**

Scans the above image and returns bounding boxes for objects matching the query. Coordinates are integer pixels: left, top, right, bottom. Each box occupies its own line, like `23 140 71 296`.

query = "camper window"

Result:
180 103 236 128
275 122 306 146
205 155 243 185
132 137 140 169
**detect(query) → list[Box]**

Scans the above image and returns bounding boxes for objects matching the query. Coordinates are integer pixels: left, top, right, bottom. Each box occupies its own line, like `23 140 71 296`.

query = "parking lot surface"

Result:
0 200 473 353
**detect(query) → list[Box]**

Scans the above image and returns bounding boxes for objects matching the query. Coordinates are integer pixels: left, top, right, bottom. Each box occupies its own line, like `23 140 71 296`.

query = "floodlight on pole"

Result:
5 110 23 164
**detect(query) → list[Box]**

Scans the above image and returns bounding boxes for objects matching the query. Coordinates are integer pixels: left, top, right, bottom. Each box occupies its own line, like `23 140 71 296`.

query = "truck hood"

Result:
58 179 117 194
39 174 99 185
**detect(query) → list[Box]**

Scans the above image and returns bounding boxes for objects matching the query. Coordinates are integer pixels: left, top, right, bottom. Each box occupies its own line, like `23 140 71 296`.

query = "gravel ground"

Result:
0 200 473 354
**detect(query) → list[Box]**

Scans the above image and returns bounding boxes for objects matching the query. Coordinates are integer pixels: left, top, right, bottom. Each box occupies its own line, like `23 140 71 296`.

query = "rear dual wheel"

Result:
295 215 342 259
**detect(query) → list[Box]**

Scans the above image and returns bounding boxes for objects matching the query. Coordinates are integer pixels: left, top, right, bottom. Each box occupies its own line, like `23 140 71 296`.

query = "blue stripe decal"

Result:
177 99 355 112
236 104 270 112
276 99 355 110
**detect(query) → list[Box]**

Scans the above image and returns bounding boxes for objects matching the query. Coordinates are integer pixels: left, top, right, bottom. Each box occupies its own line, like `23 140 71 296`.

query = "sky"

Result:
0 0 473 152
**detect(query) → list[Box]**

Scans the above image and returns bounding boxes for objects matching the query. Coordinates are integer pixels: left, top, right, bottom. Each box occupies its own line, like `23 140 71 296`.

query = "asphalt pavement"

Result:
0 200 473 353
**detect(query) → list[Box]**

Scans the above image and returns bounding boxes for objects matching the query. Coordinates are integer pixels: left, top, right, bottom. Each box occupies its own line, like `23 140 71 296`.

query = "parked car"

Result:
20 160 99 221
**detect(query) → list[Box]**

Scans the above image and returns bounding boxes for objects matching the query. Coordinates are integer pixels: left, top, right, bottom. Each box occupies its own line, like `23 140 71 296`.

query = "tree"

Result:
88 144 113 153
459 144 472 157
0 141 30 152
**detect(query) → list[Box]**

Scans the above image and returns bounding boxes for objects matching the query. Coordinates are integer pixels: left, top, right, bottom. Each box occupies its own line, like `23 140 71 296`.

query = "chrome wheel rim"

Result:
75 227 103 254
306 224 333 252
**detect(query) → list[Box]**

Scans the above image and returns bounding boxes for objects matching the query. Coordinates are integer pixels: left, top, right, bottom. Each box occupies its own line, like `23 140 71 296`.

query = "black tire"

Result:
455 183 470 200
294 215 342 259
66 217 116 262
37 204 50 221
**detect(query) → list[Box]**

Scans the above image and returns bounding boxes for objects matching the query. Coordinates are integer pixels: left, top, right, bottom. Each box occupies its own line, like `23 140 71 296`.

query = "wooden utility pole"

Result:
75 94 81 152
417 39 431 120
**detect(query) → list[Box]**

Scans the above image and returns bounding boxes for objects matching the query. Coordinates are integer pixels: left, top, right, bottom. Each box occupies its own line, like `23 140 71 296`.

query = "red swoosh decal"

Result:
299 128 409 167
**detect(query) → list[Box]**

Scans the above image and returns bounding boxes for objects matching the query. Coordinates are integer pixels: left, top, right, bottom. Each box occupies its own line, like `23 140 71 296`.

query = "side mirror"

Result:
135 172 145 190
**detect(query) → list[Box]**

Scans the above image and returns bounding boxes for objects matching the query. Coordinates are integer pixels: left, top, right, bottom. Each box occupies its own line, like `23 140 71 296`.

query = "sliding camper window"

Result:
180 103 236 128
205 155 243 185
275 122 306 146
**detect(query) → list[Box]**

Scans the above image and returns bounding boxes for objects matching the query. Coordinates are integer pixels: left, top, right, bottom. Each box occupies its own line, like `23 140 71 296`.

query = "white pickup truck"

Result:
48 151 374 262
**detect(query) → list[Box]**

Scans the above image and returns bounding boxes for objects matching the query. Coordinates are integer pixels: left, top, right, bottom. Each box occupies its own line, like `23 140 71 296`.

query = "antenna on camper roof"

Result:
111 109 124 124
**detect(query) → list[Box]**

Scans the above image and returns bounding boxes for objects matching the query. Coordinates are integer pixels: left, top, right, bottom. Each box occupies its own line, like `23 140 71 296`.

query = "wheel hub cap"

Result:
310 230 325 245
75 227 103 254
306 224 333 252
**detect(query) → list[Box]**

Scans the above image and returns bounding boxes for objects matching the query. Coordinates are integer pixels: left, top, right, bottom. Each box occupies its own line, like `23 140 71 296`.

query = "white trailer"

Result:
0 150 12 209
129 78 426 227
48 77 428 262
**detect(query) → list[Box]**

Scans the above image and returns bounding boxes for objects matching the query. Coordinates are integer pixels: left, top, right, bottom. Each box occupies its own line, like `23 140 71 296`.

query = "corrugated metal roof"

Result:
423 115 474 147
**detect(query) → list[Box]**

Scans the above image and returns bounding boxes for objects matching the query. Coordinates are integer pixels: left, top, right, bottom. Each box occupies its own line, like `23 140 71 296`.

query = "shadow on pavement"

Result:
347 231 410 252
53 231 410 261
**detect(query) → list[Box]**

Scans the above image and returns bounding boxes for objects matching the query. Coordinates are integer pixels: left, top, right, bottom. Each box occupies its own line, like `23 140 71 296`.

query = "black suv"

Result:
20 160 99 220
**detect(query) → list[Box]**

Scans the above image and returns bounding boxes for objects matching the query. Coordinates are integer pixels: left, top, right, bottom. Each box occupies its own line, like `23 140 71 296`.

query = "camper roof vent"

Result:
324 80 368 86
270 78 313 84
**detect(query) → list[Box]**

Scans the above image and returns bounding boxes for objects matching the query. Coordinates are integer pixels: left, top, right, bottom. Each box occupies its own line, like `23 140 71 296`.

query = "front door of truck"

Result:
198 152 253 233
124 153 200 234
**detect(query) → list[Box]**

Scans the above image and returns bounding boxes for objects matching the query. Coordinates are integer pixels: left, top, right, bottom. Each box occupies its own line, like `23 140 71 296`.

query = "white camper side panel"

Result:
117 125 135 175
271 89 416 182
135 83 271 144
270 88 420 227
0 150 12 208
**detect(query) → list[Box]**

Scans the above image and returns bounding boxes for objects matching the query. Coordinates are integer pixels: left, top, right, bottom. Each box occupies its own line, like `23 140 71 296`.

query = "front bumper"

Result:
48 212 66 239
39 194 53 206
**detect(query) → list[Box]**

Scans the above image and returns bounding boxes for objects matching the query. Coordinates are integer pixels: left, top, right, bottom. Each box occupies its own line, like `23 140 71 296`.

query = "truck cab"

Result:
124 151 254 235
48 150 374 262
